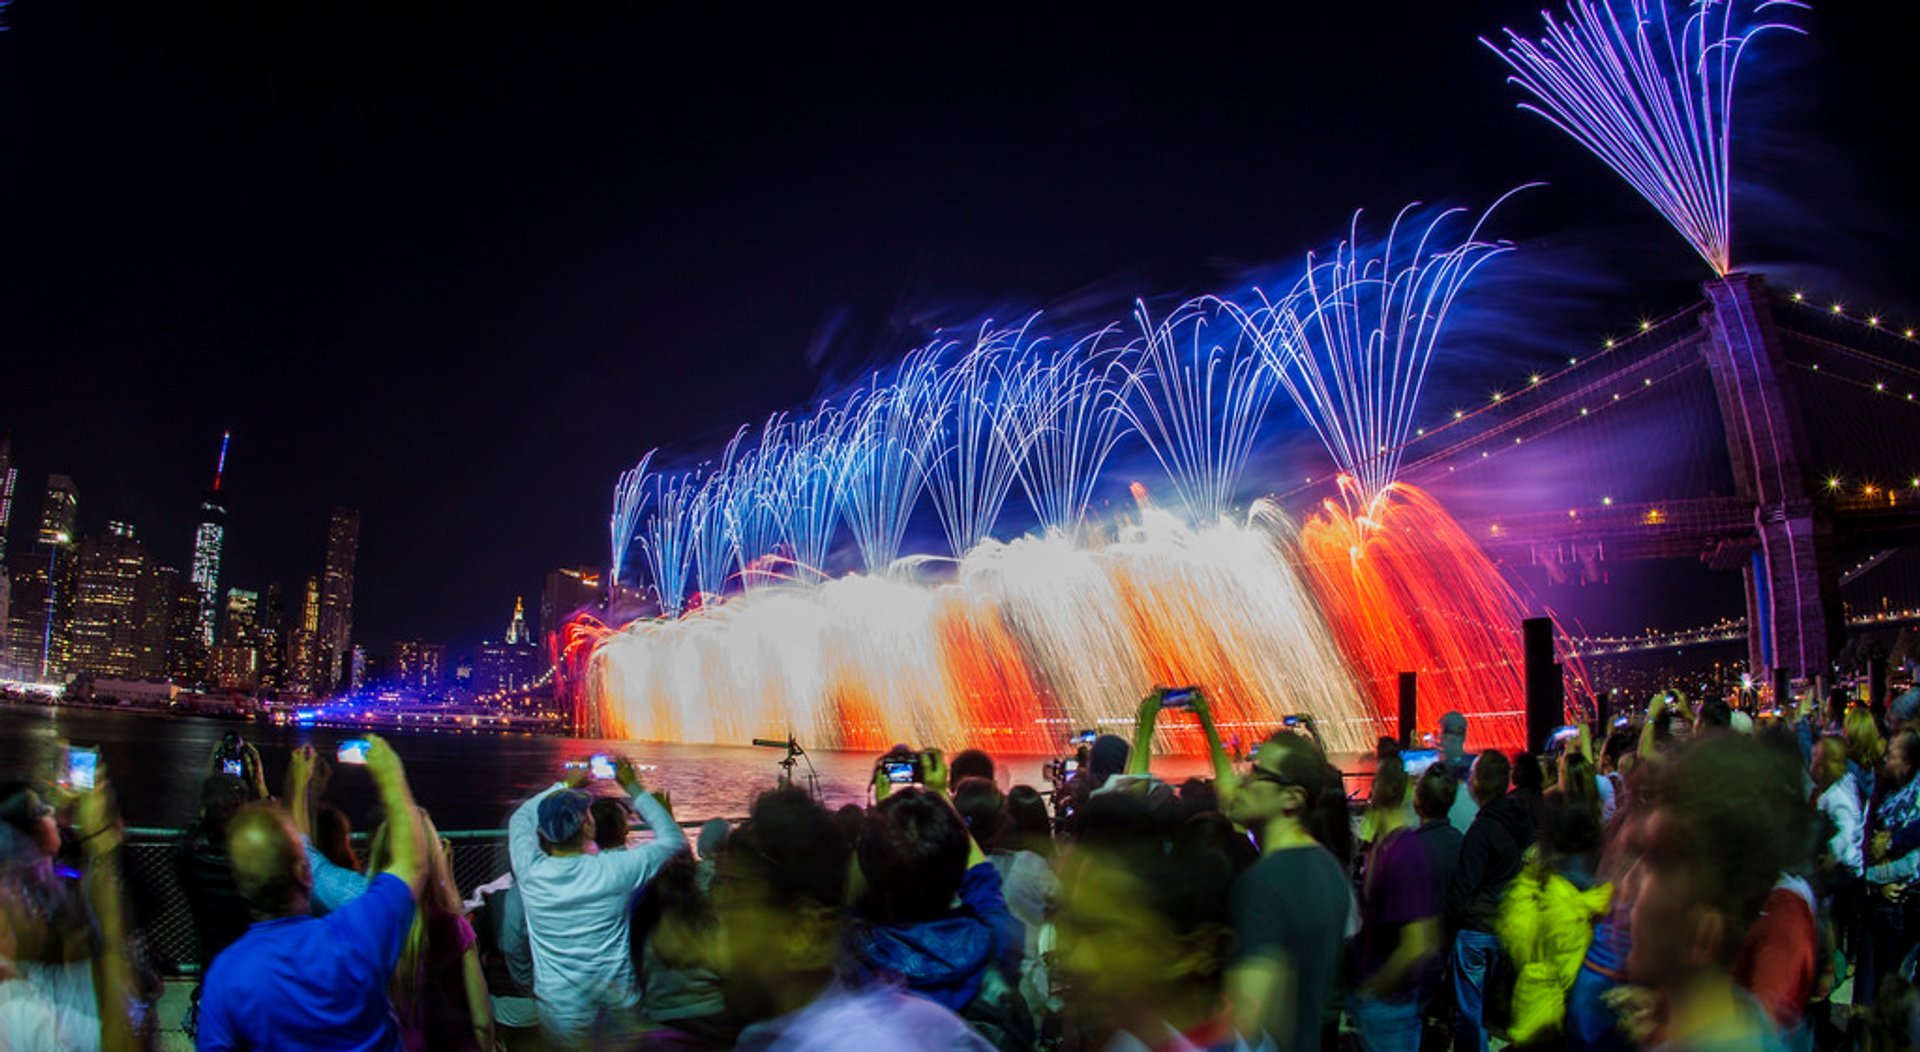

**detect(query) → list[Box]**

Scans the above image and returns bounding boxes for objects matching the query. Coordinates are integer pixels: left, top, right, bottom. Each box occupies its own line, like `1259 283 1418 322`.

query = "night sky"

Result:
0 2 1912 655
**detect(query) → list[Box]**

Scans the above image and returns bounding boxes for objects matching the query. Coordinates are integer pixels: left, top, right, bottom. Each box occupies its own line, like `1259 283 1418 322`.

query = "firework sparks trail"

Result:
1011 326 1135 537
592 205 1568 756
1297 480 1533 746
1117 298 1279 526
1247 197 1522 508
837 352 942 574
640 471 701 618
776 408 851 584
689 434 742 604
1485 0 1807 275
920 323 1051 561
723 418 799 590
609 449 655 593
591 504 1381 755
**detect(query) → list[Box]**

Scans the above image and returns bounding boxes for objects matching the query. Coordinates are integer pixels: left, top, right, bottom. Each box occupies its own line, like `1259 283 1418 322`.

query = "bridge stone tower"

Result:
1697 273 1843 683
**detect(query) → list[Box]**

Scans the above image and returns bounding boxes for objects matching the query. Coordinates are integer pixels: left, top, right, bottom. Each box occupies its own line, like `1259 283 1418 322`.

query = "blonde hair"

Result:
1845 707 1887 771
368 807 462 1025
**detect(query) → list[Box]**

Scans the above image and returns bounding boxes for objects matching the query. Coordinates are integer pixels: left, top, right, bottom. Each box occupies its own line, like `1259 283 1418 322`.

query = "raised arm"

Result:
363 735 425 896
287 745 317 837
1128 692 1161 777
1191 690 1237 804
610 757 688 881
76 770 139 1052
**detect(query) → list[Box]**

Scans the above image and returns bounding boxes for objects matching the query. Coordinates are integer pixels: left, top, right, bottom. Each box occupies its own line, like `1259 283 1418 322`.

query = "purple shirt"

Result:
1354 827 1438 997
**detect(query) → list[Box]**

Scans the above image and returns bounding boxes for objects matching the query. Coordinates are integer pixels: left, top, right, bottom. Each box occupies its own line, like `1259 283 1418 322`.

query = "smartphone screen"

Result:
336 739 371 765
589 754 616 780
221 758 244 777
1160 687 1197 709
1062 758 1080 776
67 746 100 792
883 760 917 784
1283 714 1302 727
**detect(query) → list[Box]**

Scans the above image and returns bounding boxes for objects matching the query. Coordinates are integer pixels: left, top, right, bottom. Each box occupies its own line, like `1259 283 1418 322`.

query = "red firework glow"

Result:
1297 478 1532 752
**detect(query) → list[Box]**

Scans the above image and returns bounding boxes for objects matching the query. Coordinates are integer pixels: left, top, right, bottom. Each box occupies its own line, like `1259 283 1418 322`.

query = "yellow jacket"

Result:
1494 851 1613 1043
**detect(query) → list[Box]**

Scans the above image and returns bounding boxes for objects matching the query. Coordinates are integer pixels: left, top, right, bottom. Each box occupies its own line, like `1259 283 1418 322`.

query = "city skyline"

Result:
0 5 1913 655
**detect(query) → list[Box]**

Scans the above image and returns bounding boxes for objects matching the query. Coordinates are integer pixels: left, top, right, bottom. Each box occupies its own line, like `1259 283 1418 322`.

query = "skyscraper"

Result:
222 587 259 645
8 475 81 679
287 574 321 695
188 432 231 653
69 521 166 680
391 639 445 690
0 436 17 567
0 439 15 657
37 475 77 547
317 507 360 695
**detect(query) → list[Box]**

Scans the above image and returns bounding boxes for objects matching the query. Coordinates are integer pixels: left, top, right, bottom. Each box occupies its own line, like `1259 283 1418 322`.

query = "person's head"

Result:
1375 736 1401 762
831 803 865 852
1414 762 1459 823
1812 735 1849 790
312 803 359 872
1226 730 1350 861
1695 697 1732 734
856 787 971 925
1627 735 1809 991
1887 731 1920 786
1370 755 1409 812
1005 784 1054 853
196 773 250 844
1846 707 1887 771
226 802 313 920
0 781 59 860
1055 828 1235 1033
1602 725 1636 773
536 788 593 854
1543 754 1602 860
1513 752 1545 794
1440 711 1469 762
589 797 632 852
715 788 851 1018
1176 777 1218 819
697 817 731 860
1087 735 1131 787
950 776 1008 851
948 748 995 787
1470 750 1512 805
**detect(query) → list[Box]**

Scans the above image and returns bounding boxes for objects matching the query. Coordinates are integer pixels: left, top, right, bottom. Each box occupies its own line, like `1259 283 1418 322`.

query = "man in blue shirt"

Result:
195 734 426 1052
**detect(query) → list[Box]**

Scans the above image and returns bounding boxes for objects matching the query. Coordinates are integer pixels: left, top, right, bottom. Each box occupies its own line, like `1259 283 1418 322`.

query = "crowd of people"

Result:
3 677 1920 1051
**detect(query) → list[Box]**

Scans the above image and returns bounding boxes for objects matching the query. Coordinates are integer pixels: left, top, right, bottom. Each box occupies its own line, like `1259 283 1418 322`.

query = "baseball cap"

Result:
537 790 591 844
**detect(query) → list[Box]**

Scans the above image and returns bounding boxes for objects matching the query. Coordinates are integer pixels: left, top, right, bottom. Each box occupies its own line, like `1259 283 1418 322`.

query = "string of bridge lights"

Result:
1291 289 1920 513
1287 301 1706 498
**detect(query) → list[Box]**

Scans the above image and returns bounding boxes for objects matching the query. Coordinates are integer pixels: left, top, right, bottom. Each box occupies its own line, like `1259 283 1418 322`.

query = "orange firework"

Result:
1297 477 1531 752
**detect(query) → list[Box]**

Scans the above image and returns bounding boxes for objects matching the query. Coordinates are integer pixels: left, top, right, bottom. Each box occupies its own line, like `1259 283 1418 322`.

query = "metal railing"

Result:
120 822 719 978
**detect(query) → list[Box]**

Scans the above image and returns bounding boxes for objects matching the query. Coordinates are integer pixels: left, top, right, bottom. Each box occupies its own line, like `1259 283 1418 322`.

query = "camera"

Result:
1545 724 1581 755
219 733 248 778
1159 685 1201 709
875 746 925 786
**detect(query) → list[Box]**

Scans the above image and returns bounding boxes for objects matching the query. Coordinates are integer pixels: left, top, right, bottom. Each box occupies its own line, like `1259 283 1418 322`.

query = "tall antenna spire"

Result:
212 430 231 491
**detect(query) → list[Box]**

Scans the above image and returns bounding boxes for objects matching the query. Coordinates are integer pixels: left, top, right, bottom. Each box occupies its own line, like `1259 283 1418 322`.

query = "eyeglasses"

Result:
1242 766 1297 790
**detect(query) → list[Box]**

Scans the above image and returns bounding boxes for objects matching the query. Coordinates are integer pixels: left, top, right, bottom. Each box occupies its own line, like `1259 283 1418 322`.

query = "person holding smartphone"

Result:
286 744 373 912
194 734 428 1052
508 753 688 1044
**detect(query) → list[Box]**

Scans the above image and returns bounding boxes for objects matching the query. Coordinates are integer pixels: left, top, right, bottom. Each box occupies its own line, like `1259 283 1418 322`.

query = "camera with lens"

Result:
218 732 248 779
874 745 926 787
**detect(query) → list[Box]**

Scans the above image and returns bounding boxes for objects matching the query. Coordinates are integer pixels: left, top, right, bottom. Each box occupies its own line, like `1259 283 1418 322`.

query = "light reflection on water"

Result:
0 706 1223 830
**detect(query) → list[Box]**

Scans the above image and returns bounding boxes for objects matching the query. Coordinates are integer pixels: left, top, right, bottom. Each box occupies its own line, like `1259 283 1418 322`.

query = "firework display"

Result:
1485 0 1807 275
586 199 1552 754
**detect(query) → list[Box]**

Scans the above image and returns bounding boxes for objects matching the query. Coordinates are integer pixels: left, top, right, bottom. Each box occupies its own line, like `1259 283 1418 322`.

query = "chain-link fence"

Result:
124 827 515 977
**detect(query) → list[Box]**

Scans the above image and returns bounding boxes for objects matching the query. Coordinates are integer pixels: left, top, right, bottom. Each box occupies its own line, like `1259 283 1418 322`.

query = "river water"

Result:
0 704 1223 831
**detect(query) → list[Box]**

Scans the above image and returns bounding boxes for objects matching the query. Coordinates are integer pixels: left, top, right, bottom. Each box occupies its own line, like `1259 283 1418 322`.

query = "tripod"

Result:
752 736 820 797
